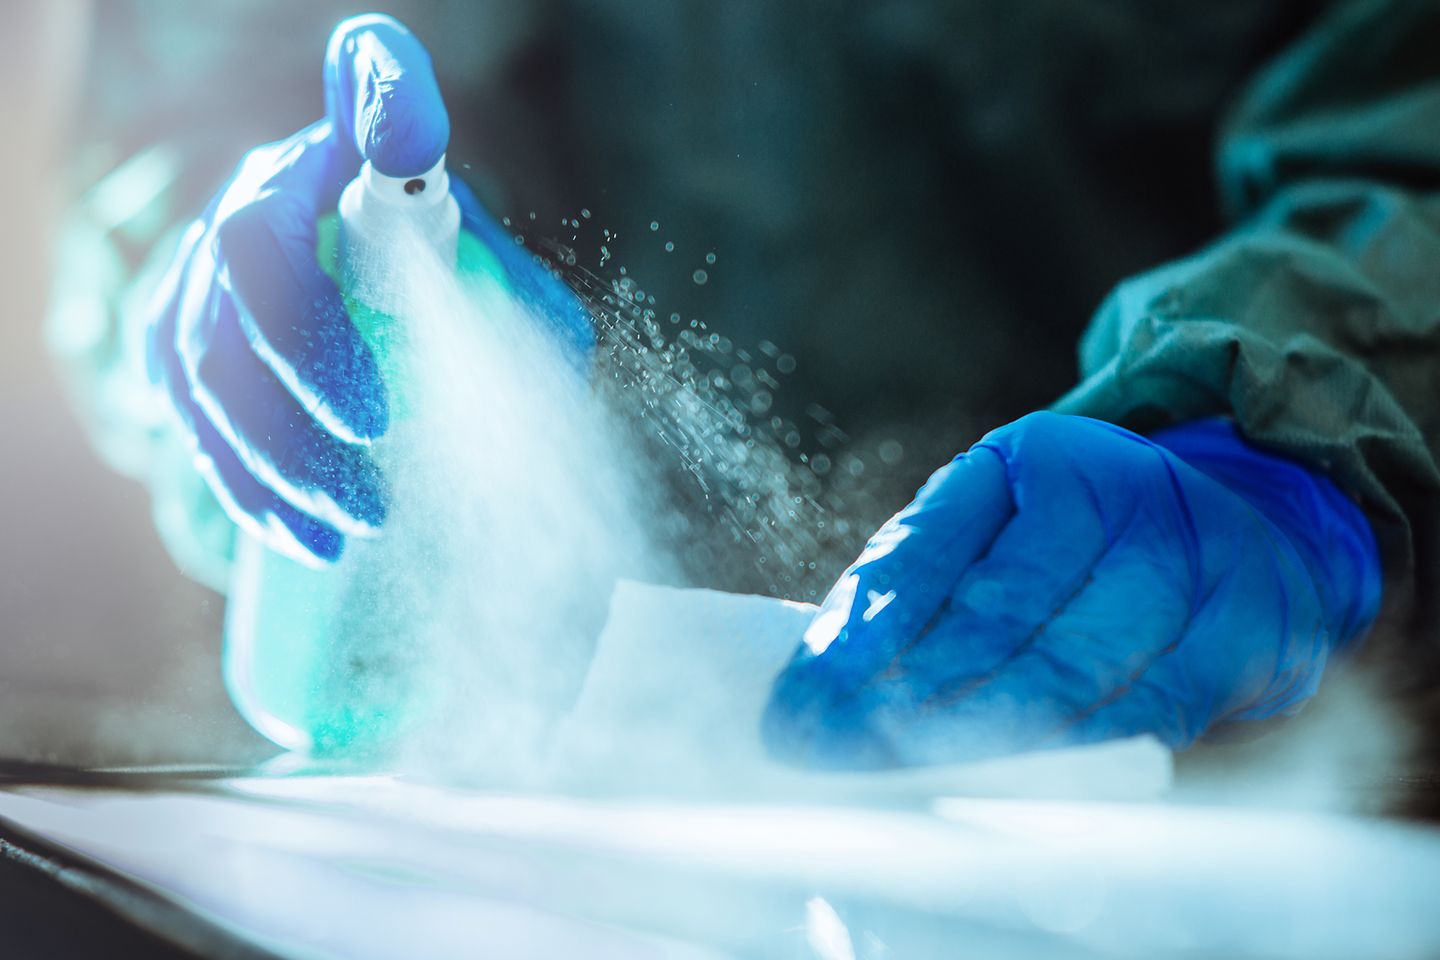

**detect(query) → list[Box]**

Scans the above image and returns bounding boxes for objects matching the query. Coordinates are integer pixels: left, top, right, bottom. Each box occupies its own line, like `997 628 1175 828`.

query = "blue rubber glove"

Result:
146 14 590 566
763 413 1382 769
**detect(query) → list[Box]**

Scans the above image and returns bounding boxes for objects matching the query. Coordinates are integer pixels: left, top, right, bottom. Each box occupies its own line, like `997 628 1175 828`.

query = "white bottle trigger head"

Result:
337 154 461 316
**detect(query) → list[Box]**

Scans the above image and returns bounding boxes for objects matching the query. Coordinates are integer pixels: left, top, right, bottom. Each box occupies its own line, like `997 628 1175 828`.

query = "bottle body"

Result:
224 532 412 755
220 165 508 758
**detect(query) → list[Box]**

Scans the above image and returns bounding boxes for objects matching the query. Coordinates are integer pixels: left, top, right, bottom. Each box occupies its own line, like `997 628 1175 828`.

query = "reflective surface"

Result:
1 776 1438 959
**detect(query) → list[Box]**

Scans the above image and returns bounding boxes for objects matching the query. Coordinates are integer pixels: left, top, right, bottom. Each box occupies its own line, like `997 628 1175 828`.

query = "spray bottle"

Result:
221 153 511 759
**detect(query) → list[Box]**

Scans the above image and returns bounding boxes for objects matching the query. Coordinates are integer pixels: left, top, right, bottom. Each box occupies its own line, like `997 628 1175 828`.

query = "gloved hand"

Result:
763 412 1382 769
146 14 591 566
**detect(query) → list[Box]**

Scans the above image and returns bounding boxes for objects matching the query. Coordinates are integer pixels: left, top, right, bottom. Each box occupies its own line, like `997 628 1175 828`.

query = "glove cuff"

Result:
1150 418 1382 655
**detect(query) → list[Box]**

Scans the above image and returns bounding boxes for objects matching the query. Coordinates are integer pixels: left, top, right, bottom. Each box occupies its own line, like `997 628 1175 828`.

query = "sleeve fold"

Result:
1057 0 1440 653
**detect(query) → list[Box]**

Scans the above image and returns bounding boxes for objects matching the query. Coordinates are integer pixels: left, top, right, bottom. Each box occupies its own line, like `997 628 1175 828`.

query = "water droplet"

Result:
705 252 717 265
776 354 797 374
878 439 905 464
664 241 675 253
692 269 709 285
650 221 660 231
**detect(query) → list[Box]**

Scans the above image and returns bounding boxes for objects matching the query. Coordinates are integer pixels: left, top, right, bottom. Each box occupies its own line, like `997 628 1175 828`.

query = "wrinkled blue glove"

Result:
763 413 1382 769
147 14 590 566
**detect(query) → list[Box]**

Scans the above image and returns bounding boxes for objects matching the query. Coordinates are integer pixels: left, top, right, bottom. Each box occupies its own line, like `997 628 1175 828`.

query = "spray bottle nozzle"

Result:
338 154 461 317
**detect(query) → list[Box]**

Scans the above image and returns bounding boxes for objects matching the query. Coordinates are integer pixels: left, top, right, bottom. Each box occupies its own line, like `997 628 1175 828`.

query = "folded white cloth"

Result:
548 581 1172 802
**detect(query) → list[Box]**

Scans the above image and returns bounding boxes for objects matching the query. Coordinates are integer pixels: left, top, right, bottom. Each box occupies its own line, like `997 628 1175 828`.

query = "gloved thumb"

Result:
324 14 450 177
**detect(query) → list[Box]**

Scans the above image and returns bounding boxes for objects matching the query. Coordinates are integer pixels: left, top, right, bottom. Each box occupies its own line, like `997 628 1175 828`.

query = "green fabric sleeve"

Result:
1054 0 1440 656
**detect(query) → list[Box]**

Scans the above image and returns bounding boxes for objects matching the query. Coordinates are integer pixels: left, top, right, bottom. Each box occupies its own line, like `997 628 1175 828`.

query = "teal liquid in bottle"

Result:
221 157 513 760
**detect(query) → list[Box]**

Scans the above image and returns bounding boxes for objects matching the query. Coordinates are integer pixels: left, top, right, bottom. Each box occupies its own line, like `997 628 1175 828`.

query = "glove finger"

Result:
837 523 1191 766
784 502 1191 769
1043 528 1326 753
899 428 1331 762
188 398 346 567
193 294 388 535
762 448 1013 765
215 137 389 445
893 421 1184 695
858 457 1198 765
153 292 343 564
1051 674 1198 752
888 523 1110 698
324 14 449 177
1033 450 1329 740
145 221 209 387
